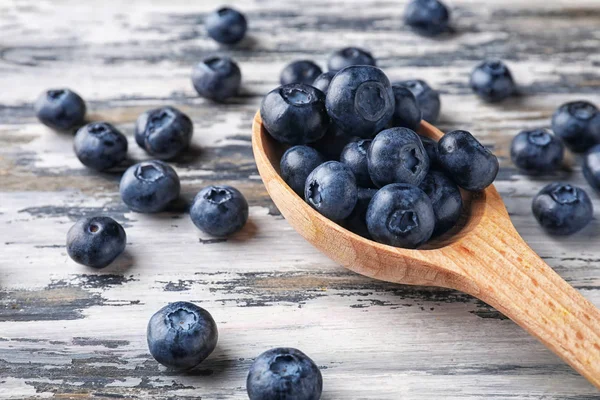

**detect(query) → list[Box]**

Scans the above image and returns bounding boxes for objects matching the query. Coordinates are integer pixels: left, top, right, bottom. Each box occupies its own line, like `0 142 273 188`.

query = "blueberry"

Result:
532 183 593 236
510 129 564 174
404 0 450 36
147 301 218 369
120 160 180 213
551 101 600 153
419 170 462 236
340 140 374 187
281 146 326 196
312 71 336 94
438 130 498 191
261 84 329 145
135 107 193 160
305 161 357 221
74 122 127 171
419 135 438 166
66 216 126 269
391 85 422 130
327 47 376 73
192 56 242 102
205 7 247 45
396 80 440 124
368 127 430 187
366 183 435 248
583 145 600 191
344 187 378 238
310 123 358 160
247 348 323 400
470 60 516 103
326 65 394 138
190 185 249 237
281 60 323 86
35 89 86 131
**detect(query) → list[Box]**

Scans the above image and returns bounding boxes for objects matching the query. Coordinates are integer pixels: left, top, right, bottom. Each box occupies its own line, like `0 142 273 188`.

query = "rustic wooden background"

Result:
2 0 600 398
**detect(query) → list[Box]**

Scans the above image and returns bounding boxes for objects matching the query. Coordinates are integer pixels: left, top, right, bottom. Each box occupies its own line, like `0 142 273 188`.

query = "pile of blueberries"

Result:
27 0 600 398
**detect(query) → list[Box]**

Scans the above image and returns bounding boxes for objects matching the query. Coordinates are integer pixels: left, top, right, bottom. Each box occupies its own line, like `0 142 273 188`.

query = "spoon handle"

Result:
455 218 600 388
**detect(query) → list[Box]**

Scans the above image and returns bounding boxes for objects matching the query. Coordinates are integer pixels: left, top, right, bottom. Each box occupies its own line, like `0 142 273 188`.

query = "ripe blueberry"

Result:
120 160 180 213
396 80 440 124
404 0 450 36
35 88 86 131
327 47 376 73
281 146 326 196
551 101 600 153
135 107 193 160
340 140 375 187
312 71 336 94
391 85 422 130
532 183 593 236
190 185 249 237
280 60 323 86
470 60 516 103
205 7 247 45
510 129 564 174
419 170 462 236
74 122 127 171
305 161 358 221
66 216 126 269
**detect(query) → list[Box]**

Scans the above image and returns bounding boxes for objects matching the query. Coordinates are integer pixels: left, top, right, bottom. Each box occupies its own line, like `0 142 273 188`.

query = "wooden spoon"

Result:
252 111 600 388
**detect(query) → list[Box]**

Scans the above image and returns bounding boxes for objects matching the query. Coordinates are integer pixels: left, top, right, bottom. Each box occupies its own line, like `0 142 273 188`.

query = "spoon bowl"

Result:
252 111 600 388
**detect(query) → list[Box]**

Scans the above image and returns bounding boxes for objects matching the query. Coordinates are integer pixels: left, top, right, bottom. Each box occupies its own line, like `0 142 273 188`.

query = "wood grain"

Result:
2 0 600 398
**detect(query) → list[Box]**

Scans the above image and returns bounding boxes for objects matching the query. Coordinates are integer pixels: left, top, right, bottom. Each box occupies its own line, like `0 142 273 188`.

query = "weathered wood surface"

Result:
2 0 600 398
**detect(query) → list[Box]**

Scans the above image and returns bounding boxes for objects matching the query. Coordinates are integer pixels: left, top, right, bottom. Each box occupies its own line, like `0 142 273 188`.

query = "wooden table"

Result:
2 0 600 398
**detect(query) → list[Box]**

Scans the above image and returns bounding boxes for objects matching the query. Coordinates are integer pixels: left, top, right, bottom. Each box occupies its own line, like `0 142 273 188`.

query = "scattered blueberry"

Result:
147 301 218 369
583 145 600 191
510 128 564 174
532 182 593 236
205 6 247 45
404 0 450 36
120 160 180 213
368 127 430 187
326 65 394 138
281 146 326 196
419 135 438 166
551 101 600 153
261 84 329 145
470 60 516 103
305 161 358 221
437 130 498 191
344 187 378 238
340 140 374 187
391 85 422 130
135 107 193 160
312 71 336 94
396 80 440 124
419 170 462 236
366 183 435 248
327 47 376 73
66 216 126 269
281 60 323 86
310 123 359 160
35 88 86 131
192 56 242 102
74 122 127 171
247 347 323 400
190 185 249 237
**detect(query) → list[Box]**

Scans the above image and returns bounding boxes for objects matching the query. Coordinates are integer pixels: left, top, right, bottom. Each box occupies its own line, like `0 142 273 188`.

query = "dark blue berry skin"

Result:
190 185 249 237
366 183 435 248
391 85 422 130
247 348 323 400
261 84 329 145
281 60 323 86
120 160 180 213
310 123 358 160
327 47 376 73
305 161 358 221
205 7 247 45
584 145 600 191
66 216 126 269
470 60 516 103
532 183 593 236
280 146 326 196
368 127 430 188
312 72 336 94
135 107 193 160
35 89 86 131
192 57 241 102
326 65 394 138
396 80 440 124
419 135 439 166
551 101 600 153
419 170 462 236
404 0 450 36
344 188 378 238
438 130 498 191
74 122 127 171
340 140 374 187
147 302 218 369
510 129 564 174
